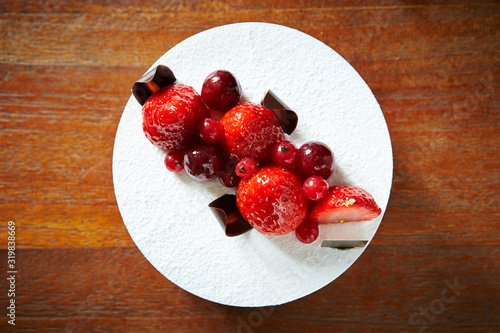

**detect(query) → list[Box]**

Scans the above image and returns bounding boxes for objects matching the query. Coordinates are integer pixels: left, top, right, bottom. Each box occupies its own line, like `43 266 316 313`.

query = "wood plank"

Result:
0 245 497 331
0 1 499 330
0 4 498 66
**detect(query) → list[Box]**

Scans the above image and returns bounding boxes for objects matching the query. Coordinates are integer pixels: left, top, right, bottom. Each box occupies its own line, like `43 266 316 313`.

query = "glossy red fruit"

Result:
302 176 329 201
184 142 224 181
198 117 224 143
201 70 241 112
164 151 184 172
309 185 381 224
235 158 259 179
219 102 284 163
298 141 335 179
295 218 319 244
236 166 308 235
218 160 241 188
142 84 209 151
271 140 299 169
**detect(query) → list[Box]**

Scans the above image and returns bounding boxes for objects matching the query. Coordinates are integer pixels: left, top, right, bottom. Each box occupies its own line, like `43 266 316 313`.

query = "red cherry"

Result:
295 219 319 244
184 142 224 181
164 151 184 172
218 160 241 187
298 141 334 179
302 176 329 201
201 70 241 112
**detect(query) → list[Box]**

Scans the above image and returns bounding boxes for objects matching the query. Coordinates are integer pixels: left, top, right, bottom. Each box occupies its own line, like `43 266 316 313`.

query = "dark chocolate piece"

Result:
208 194 253 237
132 65 176 106
321 240 368 249
261 90 298 135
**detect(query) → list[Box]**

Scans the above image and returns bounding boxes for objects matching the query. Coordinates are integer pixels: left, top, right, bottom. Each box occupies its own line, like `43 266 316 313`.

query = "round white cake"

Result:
113 22 393 307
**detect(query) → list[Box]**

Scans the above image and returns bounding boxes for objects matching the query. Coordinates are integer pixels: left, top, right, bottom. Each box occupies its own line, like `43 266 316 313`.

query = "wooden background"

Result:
1 1 499 332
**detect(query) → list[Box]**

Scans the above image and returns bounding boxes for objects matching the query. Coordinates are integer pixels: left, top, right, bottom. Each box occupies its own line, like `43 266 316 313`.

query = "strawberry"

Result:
309 185 381 224
142 84 209 151
219 102 284 163
236 166 308 235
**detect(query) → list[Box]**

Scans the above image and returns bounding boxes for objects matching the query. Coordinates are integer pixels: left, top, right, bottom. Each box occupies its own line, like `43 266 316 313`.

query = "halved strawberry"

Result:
309 185 381 224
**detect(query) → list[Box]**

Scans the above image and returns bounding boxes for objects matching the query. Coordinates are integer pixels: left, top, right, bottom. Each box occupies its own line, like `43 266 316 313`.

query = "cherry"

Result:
235 158 259 179
271 140 299 169
295 218 319 244
184 142 224 181
302 176 329 201
198 117 224 143
298 141 334 179
164 151 184 172
201 70 241 112
219 160 241 187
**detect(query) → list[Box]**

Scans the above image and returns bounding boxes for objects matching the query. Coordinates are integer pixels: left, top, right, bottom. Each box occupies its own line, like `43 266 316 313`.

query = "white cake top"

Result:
113 22 393 307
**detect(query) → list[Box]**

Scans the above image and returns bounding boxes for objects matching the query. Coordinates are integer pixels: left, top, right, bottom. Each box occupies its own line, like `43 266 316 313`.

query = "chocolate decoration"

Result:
261 90 298 135
132 65 176 106
208 194 253 237
321 240 368 249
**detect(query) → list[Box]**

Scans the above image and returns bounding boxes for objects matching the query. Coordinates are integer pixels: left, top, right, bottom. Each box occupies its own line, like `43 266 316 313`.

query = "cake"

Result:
113 23 393 307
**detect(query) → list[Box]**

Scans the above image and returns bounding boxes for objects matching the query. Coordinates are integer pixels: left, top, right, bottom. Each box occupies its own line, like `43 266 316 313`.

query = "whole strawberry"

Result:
236 166 308 235
219 102 284 163
142 84 209 151
309 185 381 224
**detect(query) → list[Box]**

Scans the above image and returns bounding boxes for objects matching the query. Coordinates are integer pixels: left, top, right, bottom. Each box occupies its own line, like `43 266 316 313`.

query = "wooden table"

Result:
1 1 498 332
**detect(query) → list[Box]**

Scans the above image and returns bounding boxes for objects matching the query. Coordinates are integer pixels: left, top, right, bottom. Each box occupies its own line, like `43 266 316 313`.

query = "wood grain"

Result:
0 1 498 331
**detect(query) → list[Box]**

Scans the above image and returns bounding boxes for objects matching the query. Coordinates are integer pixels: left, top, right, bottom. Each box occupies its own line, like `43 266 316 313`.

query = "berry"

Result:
309 185 381 224
219 102 284 163
298 141 335 179
198 117 224 143
164 151 184 172
236 166 308 235
303 176 329 201
201 70 241 112
271 140 299 169
295 219 319 244
235 158 259 179
184 142 224 181
218 160 241 187
142 84 209 150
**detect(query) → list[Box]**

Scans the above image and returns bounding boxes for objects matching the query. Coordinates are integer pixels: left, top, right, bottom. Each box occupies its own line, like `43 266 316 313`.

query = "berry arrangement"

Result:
132 66 381 244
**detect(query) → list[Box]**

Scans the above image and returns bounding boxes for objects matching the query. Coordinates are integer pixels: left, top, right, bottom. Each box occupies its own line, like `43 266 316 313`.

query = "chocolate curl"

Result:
261 90 298 135
321 240 368 249
208 194 253 237
132 65 176 106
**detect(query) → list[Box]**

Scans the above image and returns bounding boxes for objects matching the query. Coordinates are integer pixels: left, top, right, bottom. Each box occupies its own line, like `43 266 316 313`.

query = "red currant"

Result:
302 176 329 201
164 151 184 172
271 140 299 169
201 70 241 112
198 117 224 143
295 218 319 244
235 158 259 179
298 141 334 179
